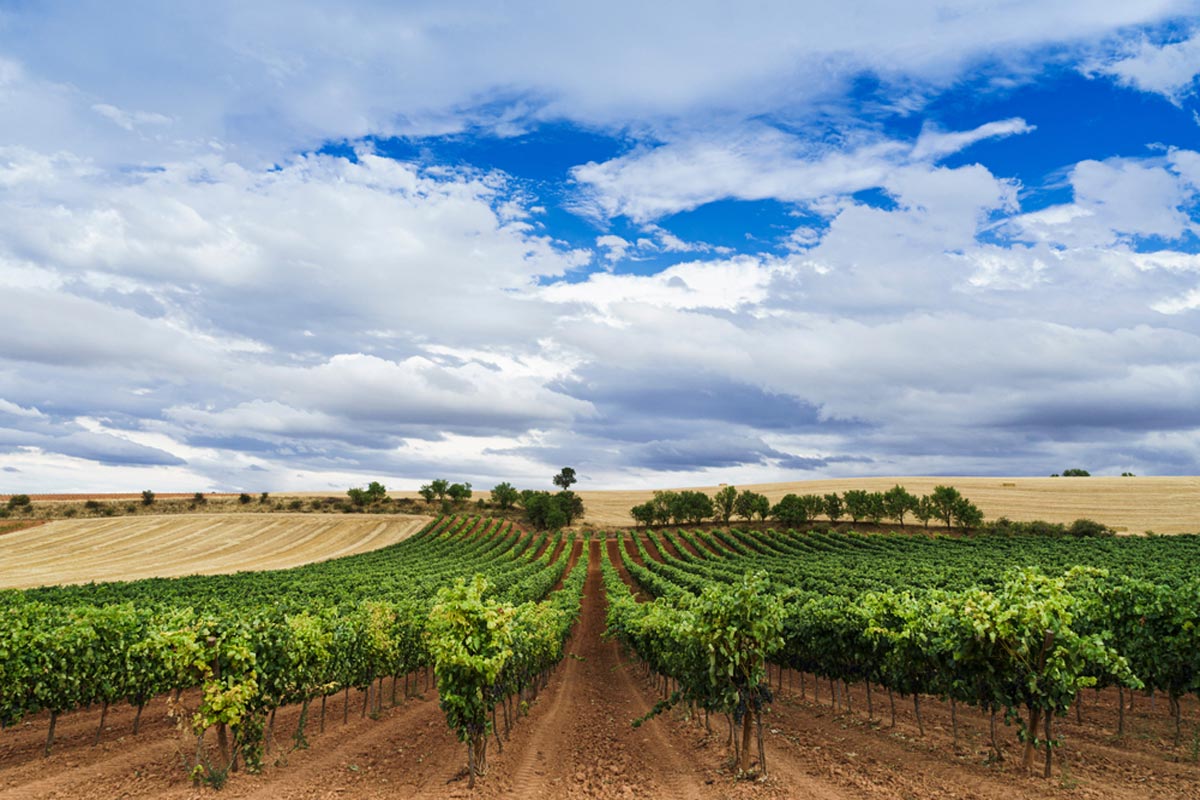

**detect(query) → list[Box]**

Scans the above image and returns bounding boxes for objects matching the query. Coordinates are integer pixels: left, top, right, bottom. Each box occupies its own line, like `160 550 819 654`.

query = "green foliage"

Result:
1061 469 1091 477
141 490 155 506
823 492 844 522
446 482 472 505
552 467 577 490
193 492 207 505
490 482 519 510
929 485 963 528
771 493 809 527
882 485 919 525
238 493 252 505
733 490 769 522
419 479 450 505
713 485 738 524
6 494 31 510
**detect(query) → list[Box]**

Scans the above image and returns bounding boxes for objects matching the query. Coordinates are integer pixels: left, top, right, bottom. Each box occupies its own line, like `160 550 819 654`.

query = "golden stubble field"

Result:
0 513 430 590
367 475 1199 533
567 475 1200 534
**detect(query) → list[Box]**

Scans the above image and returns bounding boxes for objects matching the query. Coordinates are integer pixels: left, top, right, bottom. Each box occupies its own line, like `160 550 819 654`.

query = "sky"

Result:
3 1 1200 493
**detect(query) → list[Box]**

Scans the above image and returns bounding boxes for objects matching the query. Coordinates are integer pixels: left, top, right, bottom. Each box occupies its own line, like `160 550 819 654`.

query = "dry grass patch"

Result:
0 513 431 589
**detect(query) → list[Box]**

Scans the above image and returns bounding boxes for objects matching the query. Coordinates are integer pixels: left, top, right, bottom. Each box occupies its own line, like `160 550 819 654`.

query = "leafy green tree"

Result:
951 497 984 530
734 490 769 522
799 494 825 523
141 490 155 507
347 487 368 507
630 502 656 528
672 490 713 524
650 491 678 525
490 482 520 510
557 490 584 525
770 494 809 527
6 494 31 510
863 491 886 525
914 495 935 528
447 482 473 505
882 485 919 525
193 492 207 505
823 493 843 523
1061 468 1090 477
238 493 252 505
365 481 388 502
930 485 963 528
552 467 577 490
713 485 738 525
842 490 870 523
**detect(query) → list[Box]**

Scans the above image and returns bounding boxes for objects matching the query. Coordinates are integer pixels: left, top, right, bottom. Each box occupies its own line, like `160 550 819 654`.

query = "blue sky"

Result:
2 1 1200 491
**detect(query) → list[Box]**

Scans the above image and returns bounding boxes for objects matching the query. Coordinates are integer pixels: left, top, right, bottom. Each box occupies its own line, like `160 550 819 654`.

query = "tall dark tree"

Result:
552 467 577 490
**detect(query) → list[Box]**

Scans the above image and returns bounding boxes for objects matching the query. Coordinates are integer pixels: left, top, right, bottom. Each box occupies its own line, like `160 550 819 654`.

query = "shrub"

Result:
192 492 207 505
238 493 252 504
141 490 155 506
84 499 102 510
7 494 32 509
1068 518 1114 537
259 492 270 503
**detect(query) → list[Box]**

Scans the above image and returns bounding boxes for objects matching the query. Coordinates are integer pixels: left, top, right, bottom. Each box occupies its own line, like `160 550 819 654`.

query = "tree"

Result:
882 485 919 526
713 485 738 525
552 467 577 490
842 490 870 523
914 495 935 528
365 481 388 502
557 490 584 525
6 494 31 510
863 492 886 525
672 490 714 524
447 482 473 506
929 485 963 528
419 479 450 505
490 482 520 510
630 502 656 528
347 487 368 507
650 491 678 526
734 490 769 522
238 493 252 505
799 494 825 524
823 493 844 523
192 492 207 506
141 490 155 507
951 497 984 530
771 494 809 527
1061 469 1090 477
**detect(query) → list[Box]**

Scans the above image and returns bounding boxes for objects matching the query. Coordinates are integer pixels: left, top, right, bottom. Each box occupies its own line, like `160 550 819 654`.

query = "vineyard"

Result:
0 517 1198 798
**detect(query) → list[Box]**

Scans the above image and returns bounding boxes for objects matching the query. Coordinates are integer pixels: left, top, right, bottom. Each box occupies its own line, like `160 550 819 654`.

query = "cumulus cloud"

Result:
569 119 1030 224
1086 30 1200 103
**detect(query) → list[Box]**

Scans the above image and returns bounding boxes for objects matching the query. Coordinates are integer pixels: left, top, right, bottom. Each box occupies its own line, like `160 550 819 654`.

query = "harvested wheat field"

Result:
571 475 1200 534
0 513 430 589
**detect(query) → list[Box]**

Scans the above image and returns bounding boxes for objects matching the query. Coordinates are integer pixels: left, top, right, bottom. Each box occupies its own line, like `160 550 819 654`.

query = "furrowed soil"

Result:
3 537 1197 799
0 513 430 589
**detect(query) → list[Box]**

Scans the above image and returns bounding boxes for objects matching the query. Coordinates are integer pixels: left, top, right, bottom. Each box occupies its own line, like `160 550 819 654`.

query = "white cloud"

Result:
570 119 1029 224
1010 154 1200 246
1087 31 1200 103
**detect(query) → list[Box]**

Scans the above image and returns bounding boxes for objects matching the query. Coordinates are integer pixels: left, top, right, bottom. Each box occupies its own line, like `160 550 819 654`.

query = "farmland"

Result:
0 501 1198 799
0 514 430 589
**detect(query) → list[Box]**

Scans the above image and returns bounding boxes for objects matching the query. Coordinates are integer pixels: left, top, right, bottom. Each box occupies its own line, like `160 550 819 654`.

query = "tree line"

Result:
630 484 984 530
